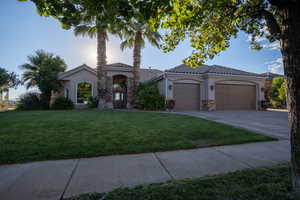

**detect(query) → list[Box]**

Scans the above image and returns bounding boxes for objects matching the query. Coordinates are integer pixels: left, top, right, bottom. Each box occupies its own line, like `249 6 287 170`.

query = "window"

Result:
114 92 124 101
77 82 92 104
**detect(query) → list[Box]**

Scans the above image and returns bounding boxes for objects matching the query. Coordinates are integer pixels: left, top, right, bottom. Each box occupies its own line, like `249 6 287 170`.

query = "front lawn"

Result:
65 165 294 200
0 110 274 164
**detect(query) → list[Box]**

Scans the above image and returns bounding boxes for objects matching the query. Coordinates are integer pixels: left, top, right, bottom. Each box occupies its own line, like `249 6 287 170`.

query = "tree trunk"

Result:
41 92 52 109
133 30 142 90
0 90 3 103
97 29 107 108
280 4 300 196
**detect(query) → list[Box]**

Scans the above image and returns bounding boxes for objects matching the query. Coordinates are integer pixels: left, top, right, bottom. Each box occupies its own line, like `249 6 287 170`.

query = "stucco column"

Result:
202 78 216 111
0 90 3 102
105 75 113 109
126 77 134 109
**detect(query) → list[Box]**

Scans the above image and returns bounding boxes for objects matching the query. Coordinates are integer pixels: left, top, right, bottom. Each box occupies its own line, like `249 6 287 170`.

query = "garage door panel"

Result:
174 83 200 110
216 84 256 110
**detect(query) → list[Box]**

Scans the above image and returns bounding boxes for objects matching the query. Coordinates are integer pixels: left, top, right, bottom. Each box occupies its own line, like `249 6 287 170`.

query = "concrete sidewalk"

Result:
0 140 290 200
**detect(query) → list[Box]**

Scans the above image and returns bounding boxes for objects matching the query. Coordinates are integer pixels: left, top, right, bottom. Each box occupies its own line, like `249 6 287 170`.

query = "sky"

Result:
1 1 283 100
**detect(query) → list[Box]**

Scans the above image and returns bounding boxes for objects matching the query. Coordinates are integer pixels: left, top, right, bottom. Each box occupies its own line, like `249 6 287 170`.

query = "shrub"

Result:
136 82 165 110
268 77 286 108
51 96 74 110
87 96 98 108
16 92 44 110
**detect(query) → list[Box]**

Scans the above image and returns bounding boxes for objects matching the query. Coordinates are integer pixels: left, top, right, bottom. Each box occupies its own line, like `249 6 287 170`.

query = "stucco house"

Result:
57 62 266 111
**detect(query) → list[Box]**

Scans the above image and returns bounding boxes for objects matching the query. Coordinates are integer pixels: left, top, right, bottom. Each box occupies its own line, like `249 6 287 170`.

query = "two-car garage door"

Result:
173 82 257 110
215 84 256 110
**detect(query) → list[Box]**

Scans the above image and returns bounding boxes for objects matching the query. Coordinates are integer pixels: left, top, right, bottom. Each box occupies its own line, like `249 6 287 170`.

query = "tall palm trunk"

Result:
281 4 300 196
133 30 142 89
0 90 3 105
97 29 107 108
41 91 52 109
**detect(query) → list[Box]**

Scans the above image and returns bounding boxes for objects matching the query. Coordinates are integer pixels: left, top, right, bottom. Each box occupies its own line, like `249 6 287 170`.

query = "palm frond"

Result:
74 25 97 38
25 79 37 89
19 63 38 71
144 30 162 48
120 39 134 51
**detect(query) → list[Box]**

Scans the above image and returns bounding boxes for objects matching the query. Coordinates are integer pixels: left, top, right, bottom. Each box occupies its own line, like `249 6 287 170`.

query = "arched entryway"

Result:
113 75 127 108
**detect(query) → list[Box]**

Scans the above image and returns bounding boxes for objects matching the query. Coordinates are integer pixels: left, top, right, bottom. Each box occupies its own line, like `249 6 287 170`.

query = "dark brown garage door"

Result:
216 84 256 110
174 83 200 110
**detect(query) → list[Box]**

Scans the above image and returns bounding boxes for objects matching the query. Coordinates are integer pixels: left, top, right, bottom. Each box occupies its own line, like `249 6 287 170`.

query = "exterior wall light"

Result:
261 87 265 92
168 84 173 91
210 85 214 91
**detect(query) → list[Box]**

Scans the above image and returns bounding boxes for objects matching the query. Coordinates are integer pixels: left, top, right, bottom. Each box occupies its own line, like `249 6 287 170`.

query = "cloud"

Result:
262 41 280 50
246 28 280 51
266 57 284 74
247 34 265 43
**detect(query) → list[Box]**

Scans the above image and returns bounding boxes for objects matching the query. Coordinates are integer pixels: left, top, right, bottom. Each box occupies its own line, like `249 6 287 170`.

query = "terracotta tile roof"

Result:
140 68 163 82
166 64 262 77
166 64 210 74
260 72 284 80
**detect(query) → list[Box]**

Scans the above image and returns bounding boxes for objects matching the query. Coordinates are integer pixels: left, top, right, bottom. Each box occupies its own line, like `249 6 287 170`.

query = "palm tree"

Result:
74 15 120 108
0 68 20 105
20 50 67 108
120 22 162 89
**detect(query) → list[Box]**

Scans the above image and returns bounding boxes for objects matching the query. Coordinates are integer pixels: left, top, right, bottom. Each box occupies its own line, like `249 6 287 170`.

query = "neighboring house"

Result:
260 72 284 101
0 87 9 103
57 62 266 111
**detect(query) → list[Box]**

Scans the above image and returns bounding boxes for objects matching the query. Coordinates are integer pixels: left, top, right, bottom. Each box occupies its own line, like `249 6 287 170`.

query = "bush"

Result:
87 96 98 108
16 92 44 110
136 82 165 110
268 77 286 108
51 96 74 110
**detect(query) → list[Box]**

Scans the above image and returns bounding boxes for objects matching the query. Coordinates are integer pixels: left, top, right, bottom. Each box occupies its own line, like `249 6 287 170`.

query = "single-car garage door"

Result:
174 83 200 110
216 84 256 110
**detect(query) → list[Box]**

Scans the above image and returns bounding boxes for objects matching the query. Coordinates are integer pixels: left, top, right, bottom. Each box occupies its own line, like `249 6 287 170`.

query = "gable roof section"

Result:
105 63 133 72
166 64 262 77
106 63 132 68
58 63 134 80
58 64 96 80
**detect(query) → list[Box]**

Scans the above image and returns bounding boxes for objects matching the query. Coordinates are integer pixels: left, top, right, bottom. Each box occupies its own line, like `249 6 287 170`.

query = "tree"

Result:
151 0 300 195
20 50 67 108
269 77 286 107
73 13 121 108
120 22 162 89
0 67 20 103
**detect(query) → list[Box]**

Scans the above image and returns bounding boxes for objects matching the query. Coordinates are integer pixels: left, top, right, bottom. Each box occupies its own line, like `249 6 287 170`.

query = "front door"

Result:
113 91 127 108
113 75 127 109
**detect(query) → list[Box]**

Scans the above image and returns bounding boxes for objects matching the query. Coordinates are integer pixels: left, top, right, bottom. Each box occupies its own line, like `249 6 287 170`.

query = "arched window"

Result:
77 82 92 104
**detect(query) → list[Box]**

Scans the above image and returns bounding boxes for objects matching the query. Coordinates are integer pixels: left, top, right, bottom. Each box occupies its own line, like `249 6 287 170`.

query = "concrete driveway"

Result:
175 110 289 139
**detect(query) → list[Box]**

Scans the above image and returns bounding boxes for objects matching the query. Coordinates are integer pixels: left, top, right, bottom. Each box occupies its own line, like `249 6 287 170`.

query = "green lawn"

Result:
65 165 295 200
0 110 274 164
